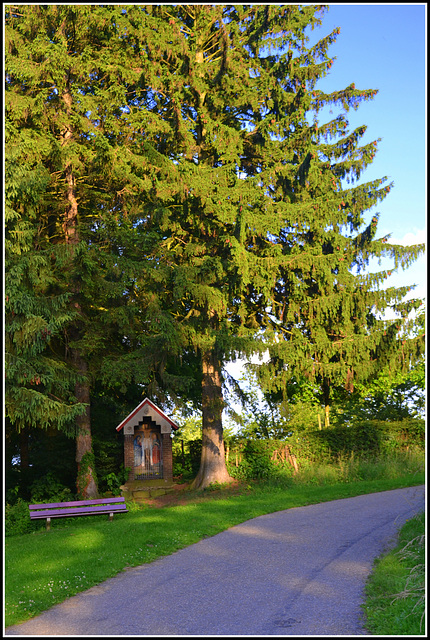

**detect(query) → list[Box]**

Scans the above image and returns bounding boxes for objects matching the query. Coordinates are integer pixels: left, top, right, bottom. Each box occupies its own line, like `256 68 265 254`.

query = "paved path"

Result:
5 486 425 636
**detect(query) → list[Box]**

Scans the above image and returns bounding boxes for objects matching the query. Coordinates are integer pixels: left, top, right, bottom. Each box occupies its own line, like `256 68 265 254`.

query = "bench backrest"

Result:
29 497 126 510
29 497 127 520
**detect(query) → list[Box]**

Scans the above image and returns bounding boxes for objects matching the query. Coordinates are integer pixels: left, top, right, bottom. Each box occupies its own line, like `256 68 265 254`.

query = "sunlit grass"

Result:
362 511 425 635
288 449 424 486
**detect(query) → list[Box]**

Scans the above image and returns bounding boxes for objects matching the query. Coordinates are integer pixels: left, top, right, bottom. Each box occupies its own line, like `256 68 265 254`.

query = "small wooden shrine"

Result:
116 398 179 501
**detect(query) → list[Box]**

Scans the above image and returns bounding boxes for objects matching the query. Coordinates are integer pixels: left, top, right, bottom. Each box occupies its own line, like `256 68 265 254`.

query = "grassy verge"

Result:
5 455 424 629
362 510 425 635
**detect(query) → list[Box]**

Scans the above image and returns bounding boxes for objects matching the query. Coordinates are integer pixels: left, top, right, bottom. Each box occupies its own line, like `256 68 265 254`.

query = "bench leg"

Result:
109 512 114 522
46 517 51 531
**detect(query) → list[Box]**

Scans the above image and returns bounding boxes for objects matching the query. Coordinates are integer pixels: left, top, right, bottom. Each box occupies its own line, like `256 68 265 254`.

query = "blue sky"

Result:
307 3 426 304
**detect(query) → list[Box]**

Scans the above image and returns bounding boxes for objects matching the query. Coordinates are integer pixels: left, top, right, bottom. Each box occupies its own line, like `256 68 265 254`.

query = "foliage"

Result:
233 368 325 438
237 439 278 480
4 4 425 495
101 467 131 496
225 418 424 482
5 426 77 504
5 473 76 537
5 500 40 538
90 391 135 494
171 414 203 478
286 420 424 461
4 4 174 496
29 472 75 504
341 351 426 422
249 35 426 422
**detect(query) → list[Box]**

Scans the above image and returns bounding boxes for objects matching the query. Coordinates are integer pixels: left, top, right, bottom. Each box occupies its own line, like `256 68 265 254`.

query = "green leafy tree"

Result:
98 4 424 486
6 5 424 496
126 5 423 484
230 370 292 440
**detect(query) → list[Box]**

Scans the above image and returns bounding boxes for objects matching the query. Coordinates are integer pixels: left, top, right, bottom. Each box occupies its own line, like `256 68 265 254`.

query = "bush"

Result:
5 473 79 537
98 466 130 496
29 472 75 504
5 499 40 537
230 439 277 480
172 460 194 480
376 419 425 452
285 419 425 462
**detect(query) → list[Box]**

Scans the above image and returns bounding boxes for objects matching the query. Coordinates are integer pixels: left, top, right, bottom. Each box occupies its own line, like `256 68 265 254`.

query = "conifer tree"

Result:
6 4 424 495
121 4 424 483
107 5 345 488
247 16 425 426
4 5 169 496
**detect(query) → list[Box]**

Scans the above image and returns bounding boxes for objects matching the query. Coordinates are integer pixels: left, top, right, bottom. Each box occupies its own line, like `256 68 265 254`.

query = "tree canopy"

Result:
4 4 425 495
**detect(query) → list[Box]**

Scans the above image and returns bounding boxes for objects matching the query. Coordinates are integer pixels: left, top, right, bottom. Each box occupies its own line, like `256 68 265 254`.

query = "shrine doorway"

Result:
133 421 163 480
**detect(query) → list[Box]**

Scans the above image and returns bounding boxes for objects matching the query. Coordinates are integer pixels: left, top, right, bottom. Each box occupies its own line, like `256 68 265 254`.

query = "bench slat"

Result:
30 504 127 520
29 497 126 510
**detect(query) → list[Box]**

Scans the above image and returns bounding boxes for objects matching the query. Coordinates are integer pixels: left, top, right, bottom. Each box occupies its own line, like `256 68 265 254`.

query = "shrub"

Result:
5 473 78 537
29 472 75 504
99 466 130 496
188 440 202 475
232 439 277 480
285 419 425 462
173 460 194 480
5 499 39 537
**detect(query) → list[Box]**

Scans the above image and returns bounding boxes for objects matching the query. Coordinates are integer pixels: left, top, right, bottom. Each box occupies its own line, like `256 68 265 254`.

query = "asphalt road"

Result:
5 485 425 636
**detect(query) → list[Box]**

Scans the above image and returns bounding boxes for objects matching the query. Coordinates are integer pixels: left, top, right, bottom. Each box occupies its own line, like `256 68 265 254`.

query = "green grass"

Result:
362 510 425 635
5 452 424 629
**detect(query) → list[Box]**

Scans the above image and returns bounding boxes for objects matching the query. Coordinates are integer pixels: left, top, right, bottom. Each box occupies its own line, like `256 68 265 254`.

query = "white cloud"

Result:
389 228 426 247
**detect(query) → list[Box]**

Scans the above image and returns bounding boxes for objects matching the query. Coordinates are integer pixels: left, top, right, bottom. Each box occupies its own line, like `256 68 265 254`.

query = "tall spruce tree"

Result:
105 4 347 488
4 5 170 496
120 4 424 485
245 12 425 425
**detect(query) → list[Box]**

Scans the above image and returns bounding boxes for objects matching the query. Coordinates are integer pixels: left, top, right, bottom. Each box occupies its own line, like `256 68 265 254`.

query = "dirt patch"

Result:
143 479 250 508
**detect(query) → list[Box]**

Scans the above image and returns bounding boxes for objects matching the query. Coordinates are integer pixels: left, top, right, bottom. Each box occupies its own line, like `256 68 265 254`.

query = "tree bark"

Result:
322 377 330 428
61 77 97 498
74 351 98 498
190 349 234 490
19 426 29 470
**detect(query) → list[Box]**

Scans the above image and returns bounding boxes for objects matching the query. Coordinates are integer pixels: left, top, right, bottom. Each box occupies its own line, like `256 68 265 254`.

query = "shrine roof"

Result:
116 398 179 432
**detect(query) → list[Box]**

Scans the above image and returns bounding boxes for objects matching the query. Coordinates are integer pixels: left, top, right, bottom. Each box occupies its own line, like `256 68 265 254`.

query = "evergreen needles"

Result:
5 5 425 493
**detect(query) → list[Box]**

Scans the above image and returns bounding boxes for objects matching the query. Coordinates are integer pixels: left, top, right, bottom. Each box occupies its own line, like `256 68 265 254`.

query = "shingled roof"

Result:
116 398 179 433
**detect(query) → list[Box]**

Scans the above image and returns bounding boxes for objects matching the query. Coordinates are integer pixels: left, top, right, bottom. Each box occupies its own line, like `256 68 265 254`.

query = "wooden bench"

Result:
29 497 128 530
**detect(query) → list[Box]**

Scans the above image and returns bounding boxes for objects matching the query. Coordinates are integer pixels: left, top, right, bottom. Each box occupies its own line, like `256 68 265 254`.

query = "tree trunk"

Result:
19 426 29 470
61 78 97 498
190 349 233 490
74 351 98 498
323 377 330 428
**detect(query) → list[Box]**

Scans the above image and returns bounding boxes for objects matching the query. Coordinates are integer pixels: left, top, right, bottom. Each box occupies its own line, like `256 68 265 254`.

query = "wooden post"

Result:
291 455 299 474
181 439 185 467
